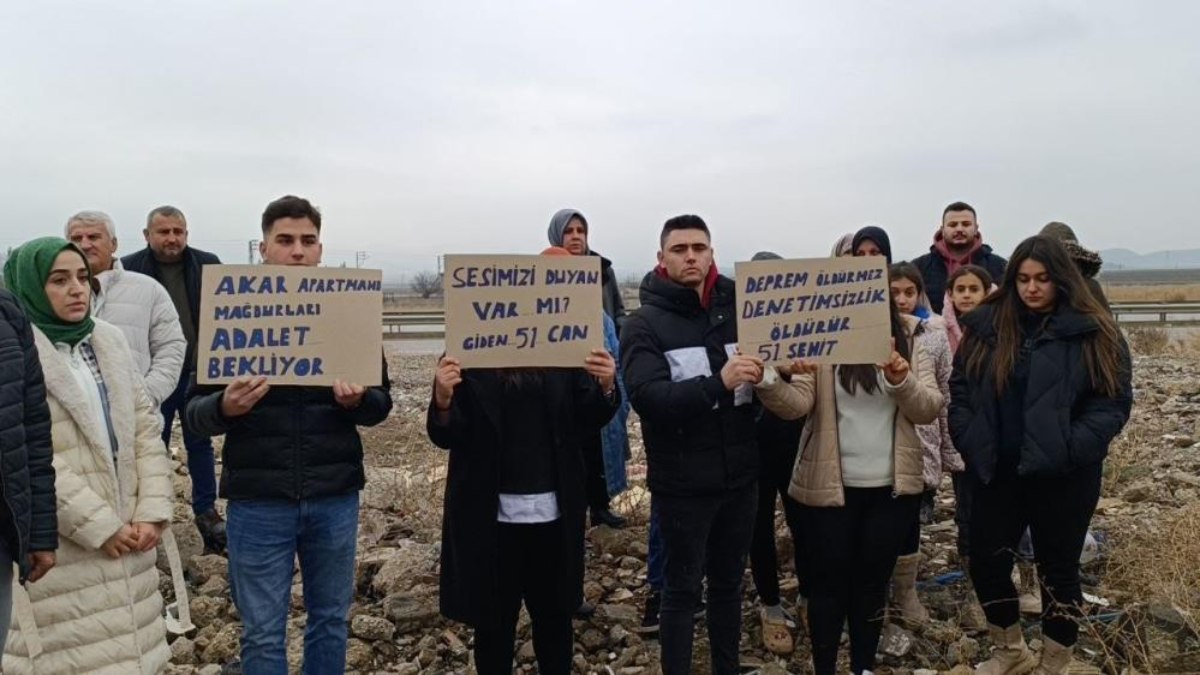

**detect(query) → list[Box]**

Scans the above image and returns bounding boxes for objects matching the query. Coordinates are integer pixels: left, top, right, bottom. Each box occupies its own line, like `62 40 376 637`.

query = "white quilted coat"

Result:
93 260 185 408
2 320 174 674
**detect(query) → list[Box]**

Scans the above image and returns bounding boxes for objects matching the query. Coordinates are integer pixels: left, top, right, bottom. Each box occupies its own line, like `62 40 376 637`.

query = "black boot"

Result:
591 508 627 529
196 509 228 555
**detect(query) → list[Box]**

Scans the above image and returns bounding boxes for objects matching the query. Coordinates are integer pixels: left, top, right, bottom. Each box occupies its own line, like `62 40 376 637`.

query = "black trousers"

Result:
952 471 975 558
969 463 1102 646
656 483 757 675
750 421 806 605
473 521 573 675
901 489 935 556
803 487 920 675
583 437 610 512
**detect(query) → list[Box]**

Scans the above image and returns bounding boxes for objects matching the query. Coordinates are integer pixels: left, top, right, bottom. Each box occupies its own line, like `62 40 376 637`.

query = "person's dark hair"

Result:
659 215 710 248
942 201 976 218
889 261 926 296
146 205 186 228
837 300 911 395
961 235 1124 397
261 195 322 235
947 264 993 292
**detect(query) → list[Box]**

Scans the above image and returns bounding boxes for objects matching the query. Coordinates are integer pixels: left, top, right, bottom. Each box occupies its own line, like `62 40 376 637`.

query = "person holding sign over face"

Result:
619 215 763 675
426 267 620 675
185 196 394 675
753 226 943 675
950 236 1131 674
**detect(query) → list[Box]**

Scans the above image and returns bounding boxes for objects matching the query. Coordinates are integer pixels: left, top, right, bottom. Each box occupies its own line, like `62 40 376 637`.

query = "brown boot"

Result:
976 623 1037 674
890 553 930 625
957 555 988 632
1016 561 1042 615
1033 637 1074 674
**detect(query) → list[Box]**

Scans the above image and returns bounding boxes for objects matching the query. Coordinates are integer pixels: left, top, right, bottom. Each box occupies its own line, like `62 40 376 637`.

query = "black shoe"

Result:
574 601 596 619
591 508 627 529
196 509 228 555
637 590 661 637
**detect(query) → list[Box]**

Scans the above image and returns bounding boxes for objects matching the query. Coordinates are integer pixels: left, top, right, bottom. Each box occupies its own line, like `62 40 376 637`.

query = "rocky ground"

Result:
161 334 1200 674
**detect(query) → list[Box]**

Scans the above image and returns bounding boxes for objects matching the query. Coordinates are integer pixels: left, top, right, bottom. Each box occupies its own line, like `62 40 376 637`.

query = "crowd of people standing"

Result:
0 197 1131 674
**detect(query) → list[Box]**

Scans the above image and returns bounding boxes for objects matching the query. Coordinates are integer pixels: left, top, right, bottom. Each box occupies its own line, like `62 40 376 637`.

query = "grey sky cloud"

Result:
1 1 1197 279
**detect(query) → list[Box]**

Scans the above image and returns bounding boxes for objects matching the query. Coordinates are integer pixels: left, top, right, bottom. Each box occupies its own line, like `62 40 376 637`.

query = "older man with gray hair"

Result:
65 210 185 413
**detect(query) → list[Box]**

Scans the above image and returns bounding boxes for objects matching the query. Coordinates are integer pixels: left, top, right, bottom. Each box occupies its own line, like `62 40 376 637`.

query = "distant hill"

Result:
1100 248 1200 269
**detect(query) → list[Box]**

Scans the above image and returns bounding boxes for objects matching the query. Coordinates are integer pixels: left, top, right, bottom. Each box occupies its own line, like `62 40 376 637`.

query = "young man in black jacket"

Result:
912 201 1008 314
122 205 227 553
0 291 58 646
186 196 393 674
620 215 763 675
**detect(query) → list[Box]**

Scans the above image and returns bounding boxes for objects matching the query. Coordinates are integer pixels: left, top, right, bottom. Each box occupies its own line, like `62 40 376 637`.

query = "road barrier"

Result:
381 301 1200 339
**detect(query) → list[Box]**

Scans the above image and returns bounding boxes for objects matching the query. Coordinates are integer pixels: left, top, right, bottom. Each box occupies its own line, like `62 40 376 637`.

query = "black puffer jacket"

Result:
949 303 1132 484
0 291 58 581
620 271 757 496
185 358 393 500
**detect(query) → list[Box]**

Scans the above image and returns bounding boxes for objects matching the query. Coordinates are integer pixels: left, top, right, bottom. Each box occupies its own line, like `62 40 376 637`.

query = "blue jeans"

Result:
161 370 218 515
647 496 664 591
228 493 360 675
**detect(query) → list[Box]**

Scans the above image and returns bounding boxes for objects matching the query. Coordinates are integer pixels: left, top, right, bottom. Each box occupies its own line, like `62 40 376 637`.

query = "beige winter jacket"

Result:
3 320 177 675
755 316 944 508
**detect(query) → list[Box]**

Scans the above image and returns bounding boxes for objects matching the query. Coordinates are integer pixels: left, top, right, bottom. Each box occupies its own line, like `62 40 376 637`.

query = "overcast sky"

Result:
2 1 1197 280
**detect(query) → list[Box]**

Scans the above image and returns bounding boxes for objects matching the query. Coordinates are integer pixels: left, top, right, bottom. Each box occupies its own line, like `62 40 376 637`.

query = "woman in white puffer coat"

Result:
2 237 186 675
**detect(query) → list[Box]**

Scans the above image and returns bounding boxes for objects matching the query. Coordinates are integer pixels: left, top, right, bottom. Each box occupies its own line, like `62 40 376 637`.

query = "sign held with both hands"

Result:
197 264 384 386
443 254 604 368
735 255 891 366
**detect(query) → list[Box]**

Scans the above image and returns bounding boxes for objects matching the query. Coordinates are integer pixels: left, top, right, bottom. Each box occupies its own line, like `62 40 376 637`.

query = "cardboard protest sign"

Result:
443 254 604 368
735 255 891 366
197 264 383 386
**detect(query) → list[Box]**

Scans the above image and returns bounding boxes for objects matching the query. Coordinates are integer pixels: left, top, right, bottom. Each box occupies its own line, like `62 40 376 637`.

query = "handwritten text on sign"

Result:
735 255 891 365
197 264 383 385
444 254 603 368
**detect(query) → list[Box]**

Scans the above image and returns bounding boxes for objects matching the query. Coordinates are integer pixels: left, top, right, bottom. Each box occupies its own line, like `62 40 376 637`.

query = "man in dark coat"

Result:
547 208 629 530
0 289 58 645
620 215 763 675
913 201 1008 314
121 205 226 553
185 196 393 674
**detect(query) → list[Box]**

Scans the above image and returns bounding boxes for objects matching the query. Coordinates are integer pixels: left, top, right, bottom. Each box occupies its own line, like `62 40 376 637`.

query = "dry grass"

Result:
1097 503 1200 672
1125 327 1172 356
1103 284 1200 303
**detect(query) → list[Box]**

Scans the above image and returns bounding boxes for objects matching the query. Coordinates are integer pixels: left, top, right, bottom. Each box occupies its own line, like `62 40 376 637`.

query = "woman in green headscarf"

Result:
2 237 181 674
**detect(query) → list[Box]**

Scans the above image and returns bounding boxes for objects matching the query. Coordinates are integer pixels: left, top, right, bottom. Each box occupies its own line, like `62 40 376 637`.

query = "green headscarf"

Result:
2 237 95 346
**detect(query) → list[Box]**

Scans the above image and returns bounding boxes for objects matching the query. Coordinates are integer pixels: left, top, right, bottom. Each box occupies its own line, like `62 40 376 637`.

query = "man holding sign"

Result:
186 196 393 675
619 215 762 675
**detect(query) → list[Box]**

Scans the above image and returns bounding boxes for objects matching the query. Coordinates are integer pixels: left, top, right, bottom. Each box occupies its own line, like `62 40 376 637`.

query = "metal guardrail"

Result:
1110 302 1200 326
381 302 1200 339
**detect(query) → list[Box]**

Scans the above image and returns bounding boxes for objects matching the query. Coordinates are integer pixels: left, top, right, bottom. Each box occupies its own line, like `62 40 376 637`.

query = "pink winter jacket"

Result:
914 317 963 487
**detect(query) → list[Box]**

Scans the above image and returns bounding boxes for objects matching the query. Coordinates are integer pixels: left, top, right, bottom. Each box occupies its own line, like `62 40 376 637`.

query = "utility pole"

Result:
355 251 368 268
436 255 443 276
248 240 259 264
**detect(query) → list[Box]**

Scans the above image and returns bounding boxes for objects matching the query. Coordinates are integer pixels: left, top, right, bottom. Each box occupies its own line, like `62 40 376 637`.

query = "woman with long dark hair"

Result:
755 226 943 675
426 339 619 674
950 235 1132 674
